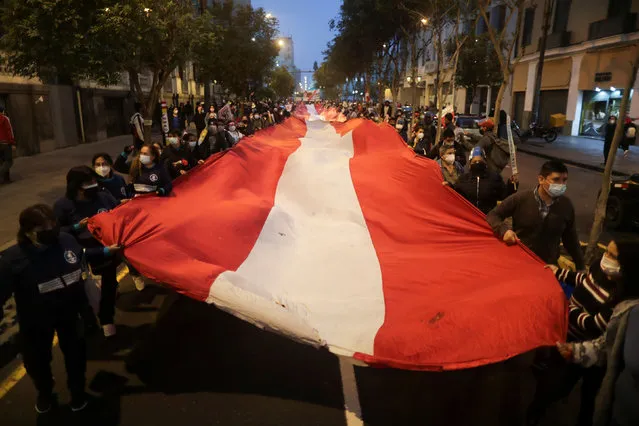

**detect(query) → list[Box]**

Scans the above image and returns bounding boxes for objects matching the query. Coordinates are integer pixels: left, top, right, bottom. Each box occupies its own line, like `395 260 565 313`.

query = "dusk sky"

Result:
250 0 342 72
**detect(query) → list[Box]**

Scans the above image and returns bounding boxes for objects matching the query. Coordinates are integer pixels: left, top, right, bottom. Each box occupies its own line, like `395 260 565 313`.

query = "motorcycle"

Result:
521 121 559 143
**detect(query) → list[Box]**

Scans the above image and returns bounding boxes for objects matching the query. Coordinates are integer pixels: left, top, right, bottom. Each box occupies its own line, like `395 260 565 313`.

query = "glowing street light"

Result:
251 37 256 42
278 39 285 47
421 18 428 25
266 13 273 19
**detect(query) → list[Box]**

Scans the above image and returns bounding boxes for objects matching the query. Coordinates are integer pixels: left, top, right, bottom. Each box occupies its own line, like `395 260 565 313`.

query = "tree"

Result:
1 0 219 140
531 0 555 125
478 0 526 126
1 0 109 85
454 34 502 105
91 0 217 139
313 61 319 72
201 3 279 98
270 67 295 99
585 45 639 264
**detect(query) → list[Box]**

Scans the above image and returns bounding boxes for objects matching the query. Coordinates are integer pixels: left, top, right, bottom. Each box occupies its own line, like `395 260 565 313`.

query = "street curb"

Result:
517 146 630 177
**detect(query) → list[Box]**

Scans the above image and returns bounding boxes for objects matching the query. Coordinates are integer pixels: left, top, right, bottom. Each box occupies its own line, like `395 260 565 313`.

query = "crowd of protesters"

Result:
0 96 638 426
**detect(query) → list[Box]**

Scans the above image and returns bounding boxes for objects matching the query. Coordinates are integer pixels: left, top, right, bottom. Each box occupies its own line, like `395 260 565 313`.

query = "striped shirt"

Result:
556 267 615 342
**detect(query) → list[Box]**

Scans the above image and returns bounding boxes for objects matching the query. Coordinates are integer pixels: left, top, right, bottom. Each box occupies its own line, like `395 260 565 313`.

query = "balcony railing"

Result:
588 13 637 41
543 31 572 50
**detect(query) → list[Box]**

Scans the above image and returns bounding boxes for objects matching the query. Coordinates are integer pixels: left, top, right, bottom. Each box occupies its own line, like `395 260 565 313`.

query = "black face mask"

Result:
36 226 60 246
471 162 488 175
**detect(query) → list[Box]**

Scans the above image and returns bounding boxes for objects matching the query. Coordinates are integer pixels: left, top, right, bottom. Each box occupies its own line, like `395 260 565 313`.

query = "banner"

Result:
90 105 567 371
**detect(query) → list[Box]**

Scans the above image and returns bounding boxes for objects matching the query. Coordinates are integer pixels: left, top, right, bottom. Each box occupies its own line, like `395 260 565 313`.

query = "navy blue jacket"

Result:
53 192 119 249
132 162 173 196
0 233 108 327
98 173 129 201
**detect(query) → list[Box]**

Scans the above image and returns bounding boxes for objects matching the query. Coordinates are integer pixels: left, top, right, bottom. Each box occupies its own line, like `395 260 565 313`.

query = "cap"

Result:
478 118 495 129
469 146 486 160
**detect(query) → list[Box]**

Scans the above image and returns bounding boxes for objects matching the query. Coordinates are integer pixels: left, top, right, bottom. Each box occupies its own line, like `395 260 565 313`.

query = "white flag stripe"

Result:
210 107 386 355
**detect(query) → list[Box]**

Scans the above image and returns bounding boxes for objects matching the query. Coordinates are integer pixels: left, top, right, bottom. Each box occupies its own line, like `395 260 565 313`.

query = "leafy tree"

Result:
0 0 107 84
313 62 345 98
1 0 218 139
313 61 319 72
454 34 502 103
201 2 279 98
270 67 295 99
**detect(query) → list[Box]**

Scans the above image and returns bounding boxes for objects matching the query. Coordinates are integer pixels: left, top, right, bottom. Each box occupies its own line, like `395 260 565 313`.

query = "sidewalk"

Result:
0 135 131 250
517 135 639 176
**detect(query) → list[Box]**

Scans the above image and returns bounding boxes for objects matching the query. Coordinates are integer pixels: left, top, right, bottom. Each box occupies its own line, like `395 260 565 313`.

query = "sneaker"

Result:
35 393 54 414
70 393 88 412
132 275 146 291
102 324 116 337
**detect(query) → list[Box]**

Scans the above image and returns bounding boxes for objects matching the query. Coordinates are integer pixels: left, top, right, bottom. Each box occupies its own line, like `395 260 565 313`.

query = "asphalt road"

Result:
1 150 633 426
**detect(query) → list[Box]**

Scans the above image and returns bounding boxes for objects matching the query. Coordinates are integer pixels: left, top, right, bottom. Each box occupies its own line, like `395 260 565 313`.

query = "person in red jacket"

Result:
0 106 15 184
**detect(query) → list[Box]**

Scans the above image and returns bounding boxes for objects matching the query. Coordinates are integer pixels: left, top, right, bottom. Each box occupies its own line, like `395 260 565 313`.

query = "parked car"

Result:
606 174 639 230
455 115 483 145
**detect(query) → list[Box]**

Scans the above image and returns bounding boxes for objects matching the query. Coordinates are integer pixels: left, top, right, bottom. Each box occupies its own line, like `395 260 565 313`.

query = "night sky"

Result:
250 0 342 72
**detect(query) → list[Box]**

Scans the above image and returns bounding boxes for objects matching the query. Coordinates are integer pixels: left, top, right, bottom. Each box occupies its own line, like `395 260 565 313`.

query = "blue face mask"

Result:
547 183 567 198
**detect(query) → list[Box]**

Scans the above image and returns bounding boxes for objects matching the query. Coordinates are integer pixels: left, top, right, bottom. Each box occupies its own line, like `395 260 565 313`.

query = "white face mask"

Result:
81 183 98 190
396 124 403 130
229 126 236 132
189 141 197 148
140 154 152 165
443 154 456 164
95 165 111 177
417 132 424 139
600 254 621 277
167 137 179 147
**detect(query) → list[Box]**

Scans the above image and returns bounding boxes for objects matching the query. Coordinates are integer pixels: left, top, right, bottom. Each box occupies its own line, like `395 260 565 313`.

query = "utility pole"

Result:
531 0 554 125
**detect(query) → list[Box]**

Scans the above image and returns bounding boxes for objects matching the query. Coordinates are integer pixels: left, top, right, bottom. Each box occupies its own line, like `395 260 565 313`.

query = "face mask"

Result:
471 162 487 175
167 137 179 146
229 126 236 132
547 183 567 198
600 254 621 277
140 154 152 165
443 154 455 165
189 141 197 148
396 124 403 130
95 165 111 177
36 226 60 246
82 183 99 199
417 132 424 139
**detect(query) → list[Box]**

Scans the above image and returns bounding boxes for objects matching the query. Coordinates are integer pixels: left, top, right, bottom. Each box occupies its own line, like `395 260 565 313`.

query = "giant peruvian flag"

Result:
89 104 567 371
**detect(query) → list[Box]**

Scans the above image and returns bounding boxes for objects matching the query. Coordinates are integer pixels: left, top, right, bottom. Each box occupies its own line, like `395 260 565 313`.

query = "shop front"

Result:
579 88 627 138
578 45 637 139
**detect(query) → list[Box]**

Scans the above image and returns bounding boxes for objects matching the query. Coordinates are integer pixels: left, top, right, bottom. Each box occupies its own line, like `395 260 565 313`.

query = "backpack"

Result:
486 134 511 171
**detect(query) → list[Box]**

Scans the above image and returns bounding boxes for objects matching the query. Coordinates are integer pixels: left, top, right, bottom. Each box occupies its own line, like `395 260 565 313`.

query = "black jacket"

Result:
161 146 193 180
0 233 107 326
53 192 119 249
454 170 516 214
192 112 207 135
486 189 585 270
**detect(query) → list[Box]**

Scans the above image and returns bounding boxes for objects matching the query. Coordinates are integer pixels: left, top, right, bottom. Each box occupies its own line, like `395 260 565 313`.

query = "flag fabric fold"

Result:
89 104 567 371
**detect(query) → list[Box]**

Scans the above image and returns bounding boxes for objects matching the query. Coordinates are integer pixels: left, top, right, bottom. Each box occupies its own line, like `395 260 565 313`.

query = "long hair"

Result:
17 204 56 244
129 144 161 182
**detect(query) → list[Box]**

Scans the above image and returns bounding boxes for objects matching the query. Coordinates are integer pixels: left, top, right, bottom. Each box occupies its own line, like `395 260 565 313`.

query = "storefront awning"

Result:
579 45 639 91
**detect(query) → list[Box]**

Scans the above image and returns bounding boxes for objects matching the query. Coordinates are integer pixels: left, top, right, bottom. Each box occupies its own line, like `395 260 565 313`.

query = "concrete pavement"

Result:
517 135 639 176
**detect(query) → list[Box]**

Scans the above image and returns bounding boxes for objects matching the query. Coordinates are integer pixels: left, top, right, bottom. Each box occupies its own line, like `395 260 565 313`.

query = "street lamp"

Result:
266 13 273 19
278 39 285 47
421 18 428 25
251 37 256 42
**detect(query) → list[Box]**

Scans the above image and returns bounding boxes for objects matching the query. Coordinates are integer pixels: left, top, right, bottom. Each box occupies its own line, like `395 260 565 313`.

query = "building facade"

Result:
513 0 639 137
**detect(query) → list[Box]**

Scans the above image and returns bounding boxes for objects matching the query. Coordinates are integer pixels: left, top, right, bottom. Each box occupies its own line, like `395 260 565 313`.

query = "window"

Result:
553 0 571 32
490 5 506 32
608 0 631 17
522 8 535 46
477 12 490 35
